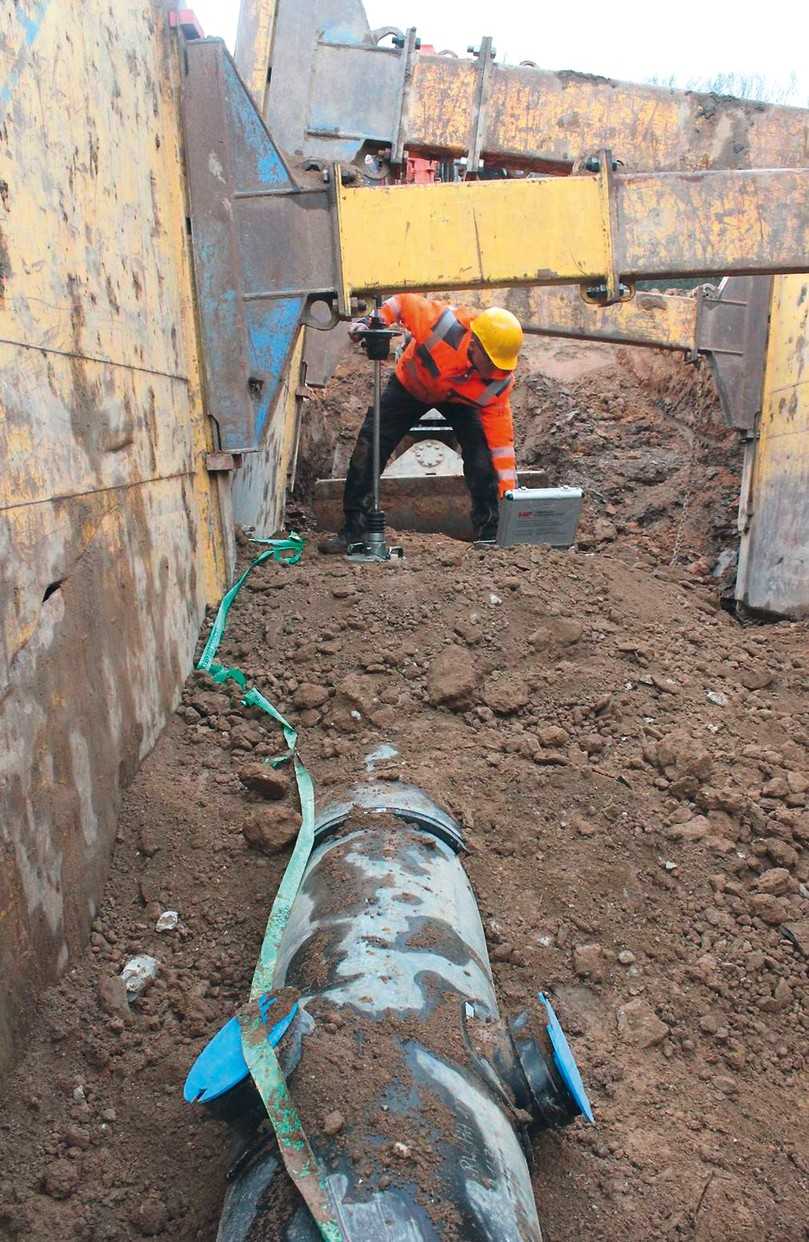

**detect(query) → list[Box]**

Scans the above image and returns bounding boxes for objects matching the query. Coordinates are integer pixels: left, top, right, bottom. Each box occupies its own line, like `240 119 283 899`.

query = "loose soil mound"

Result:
1 339 806 1241
1 530 807 1240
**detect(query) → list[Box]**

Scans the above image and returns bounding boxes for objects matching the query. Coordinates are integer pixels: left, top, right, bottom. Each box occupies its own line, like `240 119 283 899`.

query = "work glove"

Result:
348 317 370 343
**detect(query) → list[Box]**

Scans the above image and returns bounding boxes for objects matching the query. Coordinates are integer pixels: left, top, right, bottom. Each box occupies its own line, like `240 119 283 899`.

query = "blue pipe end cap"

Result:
183 994 298 1104
539 992 595 1125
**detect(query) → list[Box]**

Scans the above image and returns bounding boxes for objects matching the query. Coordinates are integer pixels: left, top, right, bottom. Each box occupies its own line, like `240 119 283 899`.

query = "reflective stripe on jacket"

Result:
379 293 517 496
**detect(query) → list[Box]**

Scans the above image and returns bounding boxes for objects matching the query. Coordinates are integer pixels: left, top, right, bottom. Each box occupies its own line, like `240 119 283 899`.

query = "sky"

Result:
190 0 809 105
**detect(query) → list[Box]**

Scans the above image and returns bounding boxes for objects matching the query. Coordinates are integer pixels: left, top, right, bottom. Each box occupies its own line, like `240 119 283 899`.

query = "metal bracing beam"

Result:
736 274 809 617
478 285 699 353
466 277 771 433
404 57 809 173
333 169 809 304
255 0 809 173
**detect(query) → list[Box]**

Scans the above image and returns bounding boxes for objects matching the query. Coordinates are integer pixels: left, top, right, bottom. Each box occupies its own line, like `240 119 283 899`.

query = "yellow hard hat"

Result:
470 307 523 371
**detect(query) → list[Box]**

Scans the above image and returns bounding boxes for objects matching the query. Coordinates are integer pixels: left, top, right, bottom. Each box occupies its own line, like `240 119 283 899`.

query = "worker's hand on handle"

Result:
348 318 370 344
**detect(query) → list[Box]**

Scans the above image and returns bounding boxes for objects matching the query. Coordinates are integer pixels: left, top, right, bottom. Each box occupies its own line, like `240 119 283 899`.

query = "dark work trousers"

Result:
343 374 500 537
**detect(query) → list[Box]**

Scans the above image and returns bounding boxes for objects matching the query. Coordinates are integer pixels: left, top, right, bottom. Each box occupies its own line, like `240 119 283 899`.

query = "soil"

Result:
1 337 808 1242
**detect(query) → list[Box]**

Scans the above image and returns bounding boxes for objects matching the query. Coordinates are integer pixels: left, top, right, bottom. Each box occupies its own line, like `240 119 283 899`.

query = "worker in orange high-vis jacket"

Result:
317 294 523 553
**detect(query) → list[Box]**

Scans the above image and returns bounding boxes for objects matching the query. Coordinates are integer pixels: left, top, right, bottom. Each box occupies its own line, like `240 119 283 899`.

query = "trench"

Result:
0 337 807 1241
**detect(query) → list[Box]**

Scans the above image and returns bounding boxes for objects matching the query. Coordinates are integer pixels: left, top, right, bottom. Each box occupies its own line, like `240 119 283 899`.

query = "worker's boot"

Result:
317 516 366 555
472 520 498 548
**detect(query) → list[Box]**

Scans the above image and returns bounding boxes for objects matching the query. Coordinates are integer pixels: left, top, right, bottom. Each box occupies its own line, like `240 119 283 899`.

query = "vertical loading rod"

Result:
371 312 382 515
348 302 403 561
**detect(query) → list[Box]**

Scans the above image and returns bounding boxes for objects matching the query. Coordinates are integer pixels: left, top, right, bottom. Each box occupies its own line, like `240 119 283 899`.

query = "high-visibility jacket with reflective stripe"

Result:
378 293 517 496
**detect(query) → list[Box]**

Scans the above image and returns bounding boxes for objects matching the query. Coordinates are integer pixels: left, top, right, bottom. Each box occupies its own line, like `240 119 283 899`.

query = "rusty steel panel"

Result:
616 169 809 279
234 0 277 112
0 0 228 1068
308 41 412 151
303 321 351 387
181 38 333 452
736 275 809 617
338 175 605 293
0 479 211 1042
261 0 374 159
407 58 809 172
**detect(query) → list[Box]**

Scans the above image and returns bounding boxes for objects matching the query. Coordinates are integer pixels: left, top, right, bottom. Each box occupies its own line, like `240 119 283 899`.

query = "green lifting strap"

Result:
197 533 304 675
196 535 345 1241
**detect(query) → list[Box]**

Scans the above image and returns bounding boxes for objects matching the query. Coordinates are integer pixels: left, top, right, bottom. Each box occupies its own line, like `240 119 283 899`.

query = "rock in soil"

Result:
616 999 670 1048
42 1159 79 1200
294 683 331 710
129 1195 169 1236
427 645 480 710
483 673 530 715
242 809 300 854
97 974 131 1019
237 762 289 800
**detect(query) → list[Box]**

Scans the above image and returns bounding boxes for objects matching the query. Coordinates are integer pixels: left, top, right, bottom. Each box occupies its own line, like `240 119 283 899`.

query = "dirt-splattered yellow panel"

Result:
408 58 809 172
737 275 809 617
0 0 228 1067
235 0 277 114
337 170 809 298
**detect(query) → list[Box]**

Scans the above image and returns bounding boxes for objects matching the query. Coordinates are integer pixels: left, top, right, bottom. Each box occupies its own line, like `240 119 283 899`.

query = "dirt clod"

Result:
574 943 606 981
97 974 131 1019
42 1159 79 1200
427 645 479 710
237 763 288 800
322 1110 345 1136
294 683 331 710
129 1195 169 1236
616 999 670 1048
242 808 300 854
482 673 530 715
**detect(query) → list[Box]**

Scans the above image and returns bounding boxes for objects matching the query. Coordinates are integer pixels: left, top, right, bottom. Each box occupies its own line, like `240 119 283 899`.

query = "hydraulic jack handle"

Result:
352 307 401 360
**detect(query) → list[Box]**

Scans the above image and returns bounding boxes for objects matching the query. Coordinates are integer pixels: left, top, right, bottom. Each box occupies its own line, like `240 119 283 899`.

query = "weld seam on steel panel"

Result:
0 471 196 517
0 335 190 382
